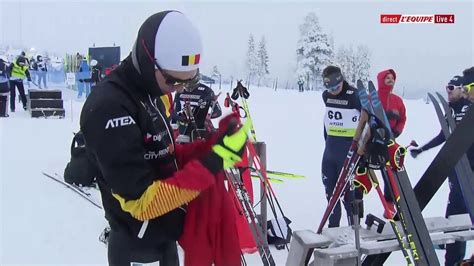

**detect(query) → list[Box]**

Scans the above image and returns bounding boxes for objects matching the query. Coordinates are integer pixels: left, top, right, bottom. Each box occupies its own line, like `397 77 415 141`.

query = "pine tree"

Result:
211 65 221 89
245 34 258 84
296 12 333 90
354 45 371 83
336 46 351 84
335 44 371 86
211 65 221 80
257 36 269 86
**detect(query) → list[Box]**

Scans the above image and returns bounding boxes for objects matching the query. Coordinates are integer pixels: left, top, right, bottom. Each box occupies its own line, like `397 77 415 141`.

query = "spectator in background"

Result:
298 78 304 92
36 55 48 89
8 52 31 111
79 59 102 92
76 57 90 99
0 55 9 117
29 56 38 88
75 53 83 69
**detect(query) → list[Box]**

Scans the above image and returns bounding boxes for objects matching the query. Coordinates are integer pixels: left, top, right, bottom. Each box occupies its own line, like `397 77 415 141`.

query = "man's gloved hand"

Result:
410 148 423 158
201 116 250 174
176 111 189 125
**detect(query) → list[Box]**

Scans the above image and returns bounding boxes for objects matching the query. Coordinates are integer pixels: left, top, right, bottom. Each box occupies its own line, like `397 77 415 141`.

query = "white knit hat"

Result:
154 12 203 72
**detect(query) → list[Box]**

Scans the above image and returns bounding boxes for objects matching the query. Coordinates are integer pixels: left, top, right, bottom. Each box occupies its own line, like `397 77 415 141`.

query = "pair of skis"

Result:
361 81 439 266
360 81 423 266
225 167 276 266
42 172 102 209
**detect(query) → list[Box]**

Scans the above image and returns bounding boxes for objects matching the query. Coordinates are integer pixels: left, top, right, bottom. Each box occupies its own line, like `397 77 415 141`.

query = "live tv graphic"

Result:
381 14 455 24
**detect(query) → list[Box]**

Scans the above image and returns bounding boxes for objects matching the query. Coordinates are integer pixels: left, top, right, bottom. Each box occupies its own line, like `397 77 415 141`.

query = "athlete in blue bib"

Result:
321 65 363 228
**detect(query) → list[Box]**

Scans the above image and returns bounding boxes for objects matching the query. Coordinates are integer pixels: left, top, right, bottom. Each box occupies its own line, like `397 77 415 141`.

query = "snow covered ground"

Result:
0 83 472 265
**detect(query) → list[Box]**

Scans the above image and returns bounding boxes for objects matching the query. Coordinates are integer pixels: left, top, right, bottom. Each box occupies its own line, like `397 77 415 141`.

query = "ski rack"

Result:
286 214 474 266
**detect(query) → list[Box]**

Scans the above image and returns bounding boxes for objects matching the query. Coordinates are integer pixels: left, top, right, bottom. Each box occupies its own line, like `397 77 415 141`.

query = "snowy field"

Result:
0 83 472 265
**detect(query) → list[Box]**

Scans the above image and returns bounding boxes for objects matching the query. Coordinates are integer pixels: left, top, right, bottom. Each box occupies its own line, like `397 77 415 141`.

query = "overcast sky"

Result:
1 0 473 97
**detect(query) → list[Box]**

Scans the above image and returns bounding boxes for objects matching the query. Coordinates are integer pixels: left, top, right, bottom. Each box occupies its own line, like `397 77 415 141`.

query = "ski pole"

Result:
30 80 41 89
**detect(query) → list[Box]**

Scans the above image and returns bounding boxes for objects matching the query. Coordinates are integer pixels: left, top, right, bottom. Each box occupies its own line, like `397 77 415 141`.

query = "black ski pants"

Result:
9 80 27 111
445 170 469 266
107 229 179 266
322 139 363 228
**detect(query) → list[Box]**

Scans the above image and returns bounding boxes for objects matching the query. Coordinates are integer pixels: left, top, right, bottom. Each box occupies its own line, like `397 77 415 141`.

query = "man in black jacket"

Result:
410 75 472 265
79 59 103 92
80 11 249 265
171 82 222 140
0 55 10 117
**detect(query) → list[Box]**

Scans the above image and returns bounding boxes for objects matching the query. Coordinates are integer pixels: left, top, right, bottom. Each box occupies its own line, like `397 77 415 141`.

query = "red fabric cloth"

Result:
224 113 258 253
179 171 241 266
377 69 407 136
176 114 252 265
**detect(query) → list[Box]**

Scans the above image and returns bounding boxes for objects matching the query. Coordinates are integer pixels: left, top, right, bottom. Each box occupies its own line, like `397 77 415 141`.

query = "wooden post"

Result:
254 141 268 244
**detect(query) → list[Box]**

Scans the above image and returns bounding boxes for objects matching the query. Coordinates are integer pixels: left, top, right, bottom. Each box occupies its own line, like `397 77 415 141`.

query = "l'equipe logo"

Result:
380 14 454 24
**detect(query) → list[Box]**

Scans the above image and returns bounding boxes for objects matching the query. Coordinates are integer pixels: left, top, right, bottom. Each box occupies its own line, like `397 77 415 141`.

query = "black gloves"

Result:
410 148 423 158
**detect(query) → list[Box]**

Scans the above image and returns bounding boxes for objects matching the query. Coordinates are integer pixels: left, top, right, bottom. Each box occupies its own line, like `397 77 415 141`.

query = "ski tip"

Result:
368 80 376 90
435 92 447 103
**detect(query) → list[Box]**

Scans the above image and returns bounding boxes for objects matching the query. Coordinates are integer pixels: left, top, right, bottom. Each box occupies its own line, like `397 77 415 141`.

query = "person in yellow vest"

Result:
8 52 31 112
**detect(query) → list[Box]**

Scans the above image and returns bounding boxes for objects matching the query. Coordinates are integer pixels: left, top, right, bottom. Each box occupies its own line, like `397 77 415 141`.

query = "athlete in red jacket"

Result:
377 69 407 138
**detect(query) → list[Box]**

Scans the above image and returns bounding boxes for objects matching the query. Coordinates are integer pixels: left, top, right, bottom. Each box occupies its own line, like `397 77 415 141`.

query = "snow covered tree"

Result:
296 12 333 90
257 36 269 86
335 45 370 86
211 65 221 80
336 45 356 85
211 65 221 89
354 45 371 83
245 34 258 84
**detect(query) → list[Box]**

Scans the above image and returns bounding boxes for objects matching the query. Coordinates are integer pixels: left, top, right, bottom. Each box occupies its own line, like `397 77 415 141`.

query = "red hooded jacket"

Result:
377 69 406 137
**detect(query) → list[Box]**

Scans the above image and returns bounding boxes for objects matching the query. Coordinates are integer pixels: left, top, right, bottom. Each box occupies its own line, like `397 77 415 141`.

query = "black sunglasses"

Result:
139 39 201 89
154 60 200 89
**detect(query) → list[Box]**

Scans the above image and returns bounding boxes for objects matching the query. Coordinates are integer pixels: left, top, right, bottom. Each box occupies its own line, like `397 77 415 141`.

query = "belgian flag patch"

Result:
182 54 200 66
